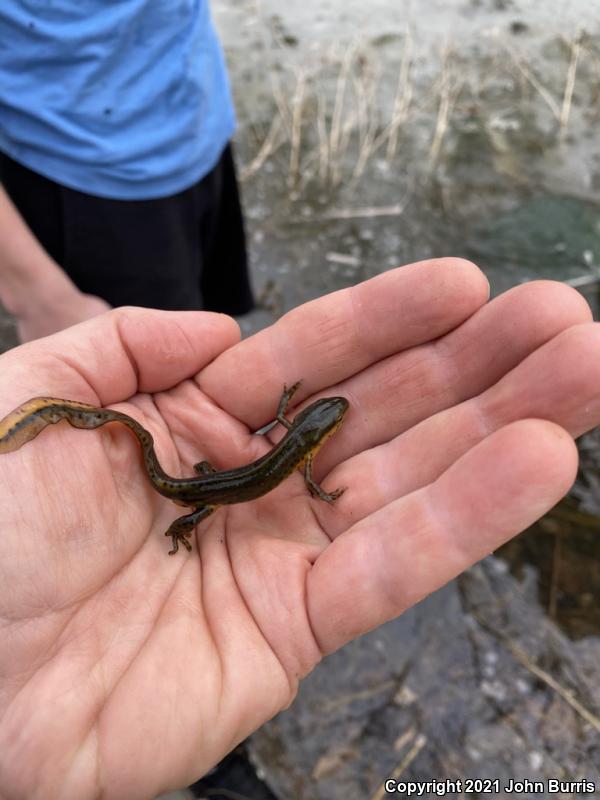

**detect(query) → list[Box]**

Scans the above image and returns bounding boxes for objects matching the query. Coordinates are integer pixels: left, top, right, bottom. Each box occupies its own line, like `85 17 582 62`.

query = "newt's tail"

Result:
0 397 111 453
0 396 179 495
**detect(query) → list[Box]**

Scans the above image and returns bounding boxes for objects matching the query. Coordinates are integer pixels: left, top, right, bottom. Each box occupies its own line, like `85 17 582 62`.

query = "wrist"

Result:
0 185 80 317
2 255 80 318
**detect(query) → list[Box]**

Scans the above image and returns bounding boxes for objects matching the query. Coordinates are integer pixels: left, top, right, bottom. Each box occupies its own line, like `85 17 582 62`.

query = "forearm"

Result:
0 184 78 316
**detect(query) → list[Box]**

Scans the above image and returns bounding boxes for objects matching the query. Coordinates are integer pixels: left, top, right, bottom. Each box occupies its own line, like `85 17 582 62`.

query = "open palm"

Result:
1 259 599 800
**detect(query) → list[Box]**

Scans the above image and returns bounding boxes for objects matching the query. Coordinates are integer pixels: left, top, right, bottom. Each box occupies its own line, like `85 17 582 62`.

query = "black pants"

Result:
1 145 254 315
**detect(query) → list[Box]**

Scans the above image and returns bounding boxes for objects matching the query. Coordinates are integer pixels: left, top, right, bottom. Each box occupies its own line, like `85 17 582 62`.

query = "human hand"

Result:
16 289 111 343
0 184 111 344
0 258 598 800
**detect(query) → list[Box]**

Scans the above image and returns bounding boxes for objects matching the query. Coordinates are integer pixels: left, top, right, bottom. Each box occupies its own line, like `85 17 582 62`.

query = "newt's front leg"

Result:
254 381 303 436
166 505 217 555
303 453 346 503
275 380 302 430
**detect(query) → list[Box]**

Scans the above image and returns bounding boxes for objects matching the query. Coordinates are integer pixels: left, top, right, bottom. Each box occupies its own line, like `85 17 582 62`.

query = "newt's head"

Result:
292 396 349 449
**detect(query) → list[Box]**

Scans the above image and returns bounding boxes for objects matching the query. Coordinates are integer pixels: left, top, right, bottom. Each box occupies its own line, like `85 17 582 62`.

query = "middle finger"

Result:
315 280 590 475
315 321 600 537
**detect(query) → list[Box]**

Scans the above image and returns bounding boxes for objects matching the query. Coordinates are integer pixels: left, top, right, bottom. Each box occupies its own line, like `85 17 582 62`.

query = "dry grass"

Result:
240 36 418 189
473 610 600 734
369 734 427 800
502 32 585 143
239 28 588 199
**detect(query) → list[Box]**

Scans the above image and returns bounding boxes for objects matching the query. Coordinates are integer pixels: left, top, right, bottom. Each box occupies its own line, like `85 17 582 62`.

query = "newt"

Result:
0 382 349 554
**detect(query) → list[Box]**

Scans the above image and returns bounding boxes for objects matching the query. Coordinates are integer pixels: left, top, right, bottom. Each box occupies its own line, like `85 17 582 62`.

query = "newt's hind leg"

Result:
165 505 217 555
193 460 217 475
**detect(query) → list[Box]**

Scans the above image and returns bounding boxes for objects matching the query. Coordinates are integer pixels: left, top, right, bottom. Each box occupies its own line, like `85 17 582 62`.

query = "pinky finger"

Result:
307 419 578 654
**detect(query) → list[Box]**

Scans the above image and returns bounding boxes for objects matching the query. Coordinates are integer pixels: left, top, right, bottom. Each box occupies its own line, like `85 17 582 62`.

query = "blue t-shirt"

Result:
0 1 235 199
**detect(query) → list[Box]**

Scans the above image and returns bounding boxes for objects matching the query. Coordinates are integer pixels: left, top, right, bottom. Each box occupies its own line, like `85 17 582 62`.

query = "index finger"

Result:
199 258 489 427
